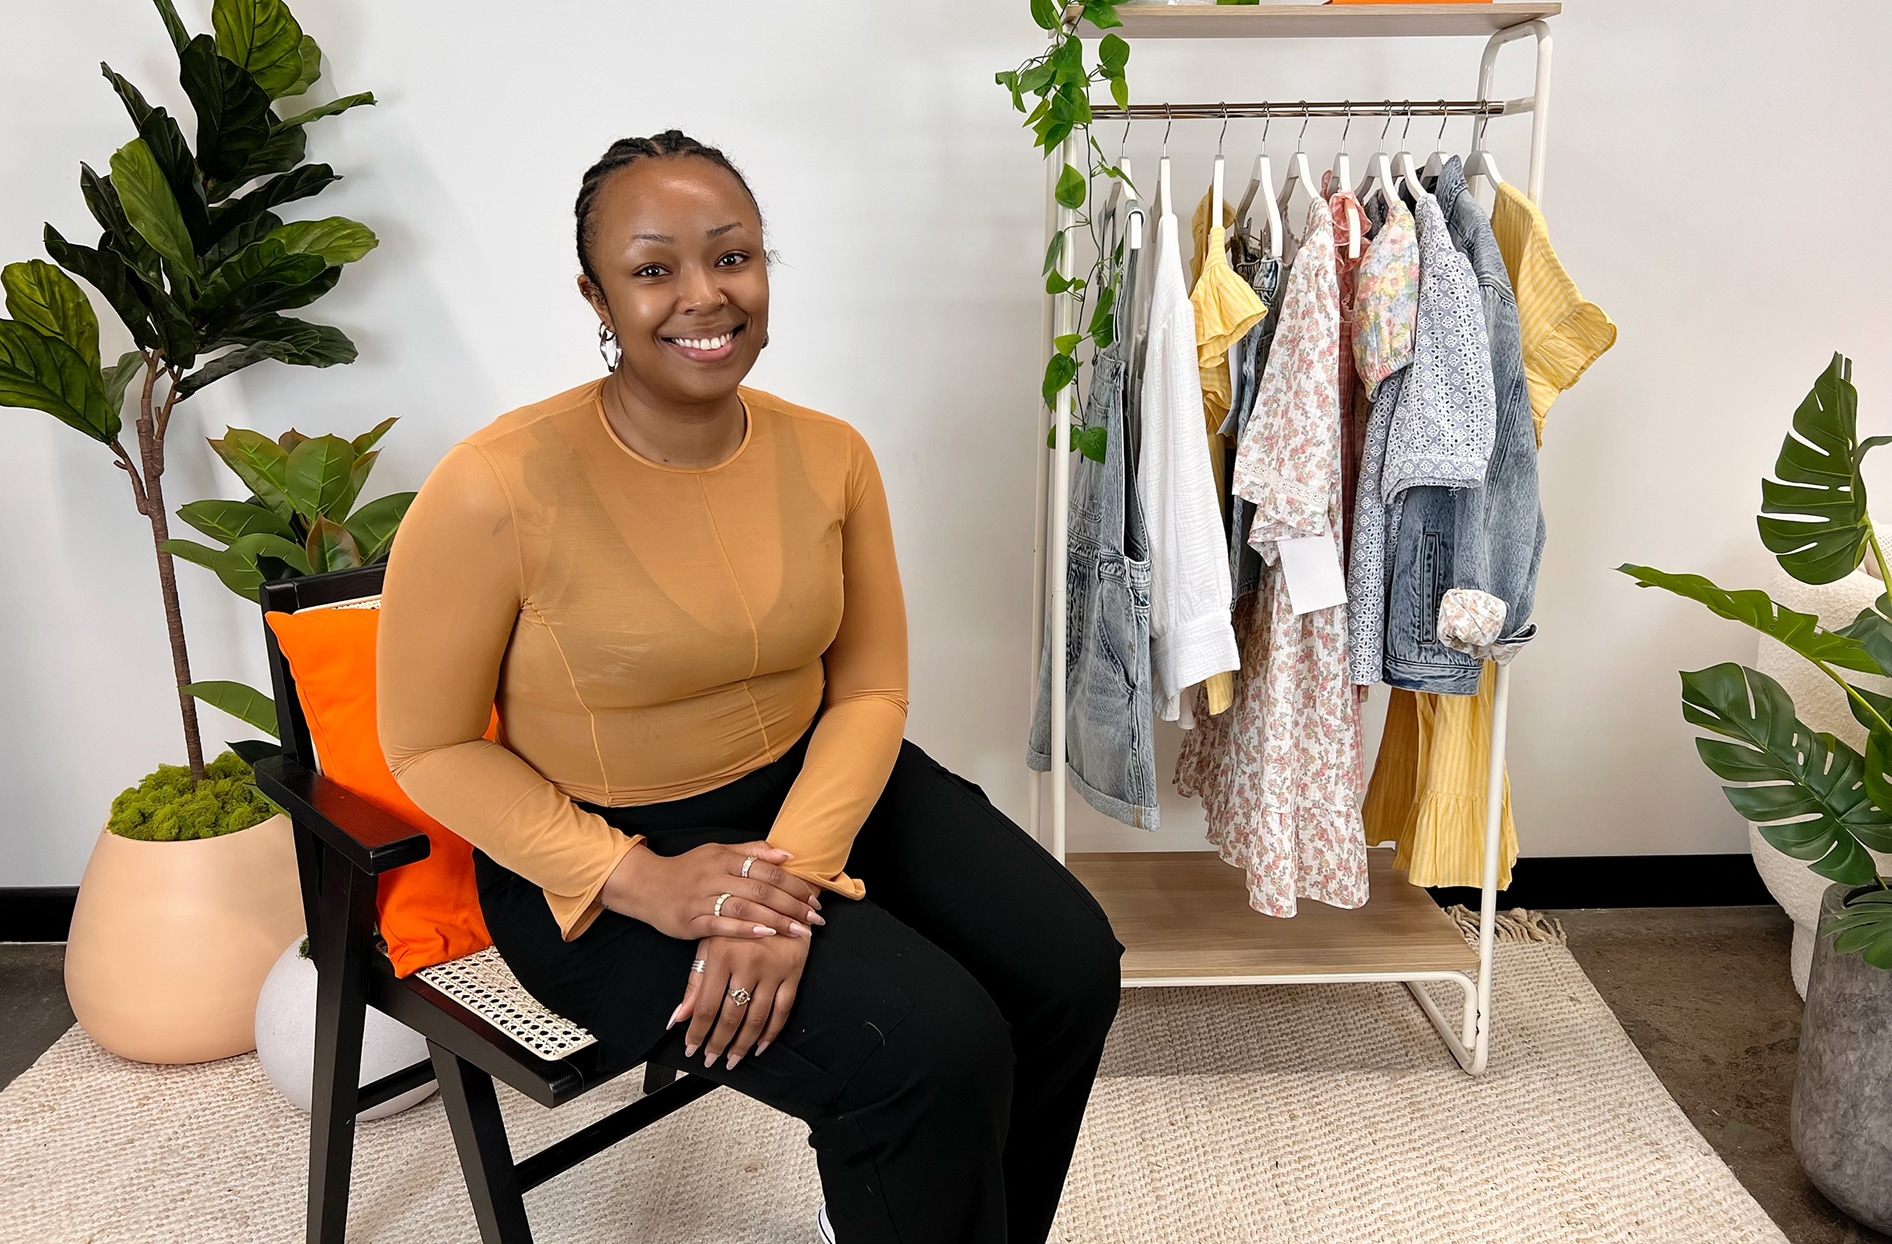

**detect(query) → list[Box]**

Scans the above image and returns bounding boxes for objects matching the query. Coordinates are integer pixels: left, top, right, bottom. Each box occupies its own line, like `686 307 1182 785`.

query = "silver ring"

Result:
690 959 707 974
727 986 753 1007
714 893 732 918
740 856 756 878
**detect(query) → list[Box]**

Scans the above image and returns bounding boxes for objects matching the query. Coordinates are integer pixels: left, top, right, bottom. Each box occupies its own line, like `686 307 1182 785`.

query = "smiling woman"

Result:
573 132 769 465
371 130 1124 1243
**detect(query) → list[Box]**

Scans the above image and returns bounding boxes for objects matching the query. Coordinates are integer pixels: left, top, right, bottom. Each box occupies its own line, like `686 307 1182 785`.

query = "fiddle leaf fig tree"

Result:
0 0 375 781
1620 354 1892 968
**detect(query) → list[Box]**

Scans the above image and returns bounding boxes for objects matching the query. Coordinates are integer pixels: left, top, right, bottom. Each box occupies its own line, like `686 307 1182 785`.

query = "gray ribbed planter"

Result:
1791 884 1892 1233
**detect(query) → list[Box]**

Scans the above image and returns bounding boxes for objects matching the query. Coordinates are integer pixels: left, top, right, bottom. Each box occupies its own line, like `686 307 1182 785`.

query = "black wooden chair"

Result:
252 563 719 1244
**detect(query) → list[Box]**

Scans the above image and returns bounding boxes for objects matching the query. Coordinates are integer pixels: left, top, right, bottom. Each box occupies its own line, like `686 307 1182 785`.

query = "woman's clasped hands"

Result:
600 839 825 1070
673 917 810 1070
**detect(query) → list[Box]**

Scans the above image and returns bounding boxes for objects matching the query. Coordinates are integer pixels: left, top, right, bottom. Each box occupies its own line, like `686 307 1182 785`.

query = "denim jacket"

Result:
1383 159 1545 695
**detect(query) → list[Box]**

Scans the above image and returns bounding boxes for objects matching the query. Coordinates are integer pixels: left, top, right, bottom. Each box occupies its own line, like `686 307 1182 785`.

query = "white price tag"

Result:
1276 534 1347 615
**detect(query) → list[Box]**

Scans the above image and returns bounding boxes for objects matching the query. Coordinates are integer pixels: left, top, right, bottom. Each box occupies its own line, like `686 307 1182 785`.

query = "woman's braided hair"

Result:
574 130 761 285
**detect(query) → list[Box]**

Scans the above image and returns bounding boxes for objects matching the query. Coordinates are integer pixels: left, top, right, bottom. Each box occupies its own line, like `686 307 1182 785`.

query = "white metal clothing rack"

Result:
1027 14 1554 1077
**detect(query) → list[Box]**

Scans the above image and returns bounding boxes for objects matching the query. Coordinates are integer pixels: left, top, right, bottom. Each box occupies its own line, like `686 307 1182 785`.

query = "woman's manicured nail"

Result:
684 1043 699 1058
754 925 776 936
704 1051 718 1068
807 909 825 925
667 1003 688 1029
790 921 810 938
725 1054 742 1070
756 1041 770 1054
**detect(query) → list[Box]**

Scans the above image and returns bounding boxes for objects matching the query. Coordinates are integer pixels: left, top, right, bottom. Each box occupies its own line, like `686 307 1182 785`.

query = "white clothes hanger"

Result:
1462 145 1505 191
1102 116 1130 221
1329 105 1360 260
1422 102 1451 184
1211 104 1229 238
1462 103 1506 191
1101 117 1142 251
1355 113 1397 212
1276 103 1319 236
1256 153 1285 260
1233 106 1284 261
1158 106 1174 222
1394 105 1428 202
1121 156 1142 251
1330 104 1354 210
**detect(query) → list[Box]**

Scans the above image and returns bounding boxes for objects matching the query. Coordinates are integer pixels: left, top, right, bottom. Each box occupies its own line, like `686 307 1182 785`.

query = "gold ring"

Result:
727 986 753 1007
714 893 732 918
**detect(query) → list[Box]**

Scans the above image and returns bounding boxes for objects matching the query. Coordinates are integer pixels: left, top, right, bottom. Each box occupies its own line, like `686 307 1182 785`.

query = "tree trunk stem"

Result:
137 363 204 781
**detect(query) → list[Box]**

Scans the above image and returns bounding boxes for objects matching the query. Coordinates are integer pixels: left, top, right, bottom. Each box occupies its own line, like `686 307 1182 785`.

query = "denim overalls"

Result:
1027 220 1160 829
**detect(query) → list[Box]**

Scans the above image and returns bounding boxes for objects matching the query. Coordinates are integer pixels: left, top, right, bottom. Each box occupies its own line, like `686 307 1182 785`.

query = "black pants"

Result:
474 731 1124 1243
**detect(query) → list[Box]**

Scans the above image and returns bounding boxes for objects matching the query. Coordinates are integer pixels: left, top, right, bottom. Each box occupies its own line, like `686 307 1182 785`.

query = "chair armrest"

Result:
254 755 432 876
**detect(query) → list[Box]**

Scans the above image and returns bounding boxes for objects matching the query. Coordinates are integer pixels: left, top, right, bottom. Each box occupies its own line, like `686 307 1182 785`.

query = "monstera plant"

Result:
167 417 414 738
1621 354 1892 967
0 0 375 781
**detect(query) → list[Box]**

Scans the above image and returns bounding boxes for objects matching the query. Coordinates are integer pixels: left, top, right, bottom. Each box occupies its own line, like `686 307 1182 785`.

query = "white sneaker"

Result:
816 1200 836 1243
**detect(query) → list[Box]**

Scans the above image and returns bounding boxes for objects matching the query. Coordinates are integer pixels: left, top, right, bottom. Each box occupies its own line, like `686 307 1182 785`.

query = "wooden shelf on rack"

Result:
1067 848 1478 980
1090 3 1560 40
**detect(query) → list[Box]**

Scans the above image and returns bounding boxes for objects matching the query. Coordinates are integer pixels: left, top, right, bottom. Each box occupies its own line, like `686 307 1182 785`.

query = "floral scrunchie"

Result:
1351 198 1419 398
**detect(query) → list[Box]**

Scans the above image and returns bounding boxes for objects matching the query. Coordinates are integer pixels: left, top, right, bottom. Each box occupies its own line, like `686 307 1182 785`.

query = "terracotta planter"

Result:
64 813 305 1064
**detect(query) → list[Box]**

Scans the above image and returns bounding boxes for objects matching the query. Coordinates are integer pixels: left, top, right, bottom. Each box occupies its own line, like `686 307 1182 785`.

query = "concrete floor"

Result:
1551 907 1889 1244
2 909 1886 1242
0 943 73 1092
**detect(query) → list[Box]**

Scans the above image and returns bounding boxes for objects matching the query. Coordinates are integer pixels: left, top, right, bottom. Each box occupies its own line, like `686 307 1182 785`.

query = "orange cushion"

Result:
266 606 494 976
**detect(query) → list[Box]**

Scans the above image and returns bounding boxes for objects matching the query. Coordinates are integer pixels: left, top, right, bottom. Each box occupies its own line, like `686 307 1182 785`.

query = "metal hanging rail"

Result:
1092 98 1512 120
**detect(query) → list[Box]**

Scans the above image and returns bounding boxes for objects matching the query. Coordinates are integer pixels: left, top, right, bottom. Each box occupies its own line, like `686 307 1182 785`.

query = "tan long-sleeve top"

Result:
377 380 909 941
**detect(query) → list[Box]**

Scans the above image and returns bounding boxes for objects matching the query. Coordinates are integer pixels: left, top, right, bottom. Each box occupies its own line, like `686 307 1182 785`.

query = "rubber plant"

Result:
166 417 414 741
0 0 375 781
1620 353 1892 968
994 0 1132 463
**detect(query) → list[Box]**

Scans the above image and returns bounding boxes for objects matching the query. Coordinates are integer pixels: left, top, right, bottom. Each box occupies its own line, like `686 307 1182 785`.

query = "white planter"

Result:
1751 563 1892 997
254 939 437 1119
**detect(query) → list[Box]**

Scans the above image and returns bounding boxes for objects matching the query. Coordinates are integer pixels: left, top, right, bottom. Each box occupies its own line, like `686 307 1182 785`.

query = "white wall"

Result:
3 0 1888 887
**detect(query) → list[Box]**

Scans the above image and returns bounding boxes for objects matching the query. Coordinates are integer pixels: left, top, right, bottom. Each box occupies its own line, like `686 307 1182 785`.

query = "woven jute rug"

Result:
0 916 1786 1243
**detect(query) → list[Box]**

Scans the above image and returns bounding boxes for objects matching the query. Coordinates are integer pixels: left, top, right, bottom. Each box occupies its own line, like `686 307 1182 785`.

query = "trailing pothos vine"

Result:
995 0 1132 464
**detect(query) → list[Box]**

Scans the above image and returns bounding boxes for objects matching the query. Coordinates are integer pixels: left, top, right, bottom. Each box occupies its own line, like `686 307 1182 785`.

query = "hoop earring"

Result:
597 322 621 371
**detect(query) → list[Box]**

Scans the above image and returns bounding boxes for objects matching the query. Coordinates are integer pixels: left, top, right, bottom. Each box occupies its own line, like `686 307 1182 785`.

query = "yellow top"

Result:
377 380 910 941
1189 188 1237 289
1490 183 1617 445
1362 672 1517 892
1191 221 1268 439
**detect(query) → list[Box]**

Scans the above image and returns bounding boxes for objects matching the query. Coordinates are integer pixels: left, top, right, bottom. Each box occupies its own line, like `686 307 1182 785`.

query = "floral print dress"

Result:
1325 181 1370 565
1175 199 1370 917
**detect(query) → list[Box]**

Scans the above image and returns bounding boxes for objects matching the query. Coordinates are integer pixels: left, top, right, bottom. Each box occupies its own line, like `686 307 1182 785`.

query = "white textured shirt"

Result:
1138 210 1240 720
